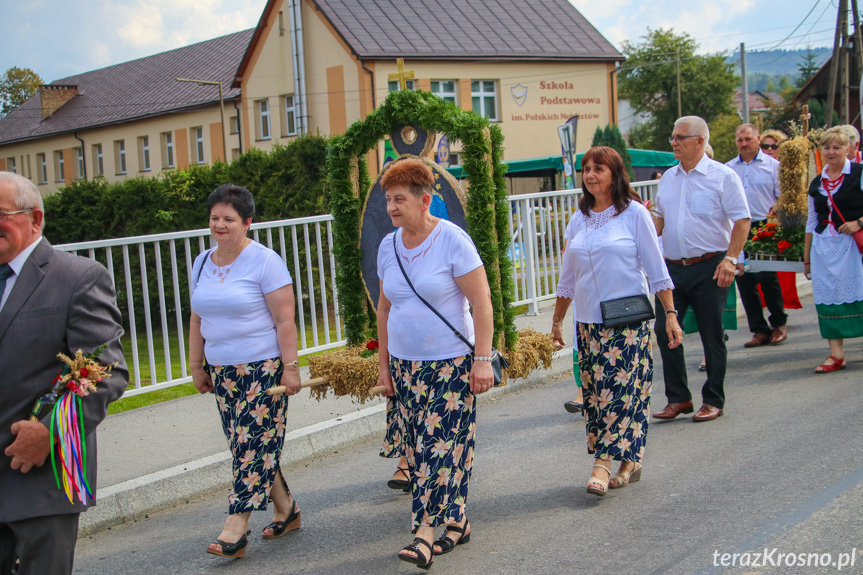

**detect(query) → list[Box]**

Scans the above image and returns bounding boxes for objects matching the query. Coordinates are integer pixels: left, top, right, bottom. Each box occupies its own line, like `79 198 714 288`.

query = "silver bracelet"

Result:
473 355 494 362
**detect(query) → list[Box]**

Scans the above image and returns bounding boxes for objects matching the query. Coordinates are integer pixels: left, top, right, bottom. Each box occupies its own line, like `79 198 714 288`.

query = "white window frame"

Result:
258 99 271 140
38 153 47 184
116 140 127 175
76 148 84 179
163 132 175 169
6 157 15 174
94 144 104 176
140 136 151 171
471 80 498 121
430 80 457 104
194 127 205 164
56 150 65 182
229 116 239 134
388 79 416 92
283 95 298 137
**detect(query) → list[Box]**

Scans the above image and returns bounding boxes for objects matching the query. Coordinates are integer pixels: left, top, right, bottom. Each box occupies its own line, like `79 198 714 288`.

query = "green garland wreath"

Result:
327 89 517 349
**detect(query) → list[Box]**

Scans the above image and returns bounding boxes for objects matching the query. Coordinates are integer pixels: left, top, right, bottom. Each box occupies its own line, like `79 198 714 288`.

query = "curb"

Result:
78 348 575 536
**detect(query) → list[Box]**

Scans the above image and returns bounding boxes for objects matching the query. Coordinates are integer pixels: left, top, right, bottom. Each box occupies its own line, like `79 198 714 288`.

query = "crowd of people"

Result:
1 112 861 572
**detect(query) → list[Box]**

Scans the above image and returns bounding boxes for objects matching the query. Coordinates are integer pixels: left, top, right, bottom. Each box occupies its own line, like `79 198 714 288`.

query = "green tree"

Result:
795 45 821 89
591 123 635 179
707 114 742 163
779 75 791 91
618 28 739 151
0 67 42 117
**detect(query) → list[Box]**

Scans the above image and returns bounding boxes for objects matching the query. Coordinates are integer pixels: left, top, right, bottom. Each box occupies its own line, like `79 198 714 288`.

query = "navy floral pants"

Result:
381 397 404 459
391 355 476 532
576 321 652 462
210 357 288 515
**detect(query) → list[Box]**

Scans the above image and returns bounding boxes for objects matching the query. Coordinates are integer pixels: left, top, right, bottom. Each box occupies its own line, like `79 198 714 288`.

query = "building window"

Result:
93 144 104 176
231 148 240 161
192 127 205 164
229 116 239 134
137 136 151 171
6 157 15 174
38 153 47 184
55 151 65 182
161 132 174 168
115 140 126 175
471 80 498 121
25 155 31 179
75 148 85 179
282 95 298 137
388 79 415 92
258 99 271 140
431 80 457 104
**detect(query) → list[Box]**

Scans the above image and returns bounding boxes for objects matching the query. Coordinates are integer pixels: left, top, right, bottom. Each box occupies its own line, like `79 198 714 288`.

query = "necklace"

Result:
213 239 247 283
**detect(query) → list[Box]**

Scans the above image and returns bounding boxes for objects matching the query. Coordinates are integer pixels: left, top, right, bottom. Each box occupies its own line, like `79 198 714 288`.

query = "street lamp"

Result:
175 78 228 163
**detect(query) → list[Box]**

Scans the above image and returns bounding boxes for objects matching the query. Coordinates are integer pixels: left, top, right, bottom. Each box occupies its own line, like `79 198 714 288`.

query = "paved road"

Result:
75 298 863 574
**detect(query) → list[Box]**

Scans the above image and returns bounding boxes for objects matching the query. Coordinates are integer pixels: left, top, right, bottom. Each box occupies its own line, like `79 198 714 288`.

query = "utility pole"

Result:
853 0 863 126
740 43 749 123
826 0 848 127
676 48 682 117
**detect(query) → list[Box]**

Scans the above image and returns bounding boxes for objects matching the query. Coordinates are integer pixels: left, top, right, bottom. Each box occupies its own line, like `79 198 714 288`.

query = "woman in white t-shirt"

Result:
376 159 494 570
189 184 302 559
551 147 682 497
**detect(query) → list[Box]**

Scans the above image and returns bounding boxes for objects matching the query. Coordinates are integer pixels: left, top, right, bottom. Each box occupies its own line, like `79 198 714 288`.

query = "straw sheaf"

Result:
776 137 810 227
503 328 556 381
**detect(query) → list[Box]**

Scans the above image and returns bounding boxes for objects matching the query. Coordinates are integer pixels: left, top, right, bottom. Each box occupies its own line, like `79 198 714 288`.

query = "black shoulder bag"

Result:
392 233 509 386
193 249 214 374
585 226 655 329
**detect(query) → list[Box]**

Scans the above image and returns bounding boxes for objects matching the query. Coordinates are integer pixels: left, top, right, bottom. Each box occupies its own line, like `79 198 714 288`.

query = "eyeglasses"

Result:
0 208 33 222
668 135 700 143
760 143 779 150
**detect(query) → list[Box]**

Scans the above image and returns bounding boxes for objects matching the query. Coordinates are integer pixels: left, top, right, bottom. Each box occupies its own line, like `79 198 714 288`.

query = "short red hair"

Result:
380 158 435 198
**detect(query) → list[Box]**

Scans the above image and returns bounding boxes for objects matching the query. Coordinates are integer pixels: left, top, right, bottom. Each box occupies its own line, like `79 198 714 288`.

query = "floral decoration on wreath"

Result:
744 220 805 261
30 344 116 504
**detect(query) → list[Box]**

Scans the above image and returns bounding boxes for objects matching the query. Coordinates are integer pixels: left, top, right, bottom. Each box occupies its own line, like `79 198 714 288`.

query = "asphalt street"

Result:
75 295 863 575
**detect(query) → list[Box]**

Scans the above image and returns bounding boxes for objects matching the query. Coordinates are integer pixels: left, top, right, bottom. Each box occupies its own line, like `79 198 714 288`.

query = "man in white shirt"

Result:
842 124 861 163
652 116 751 422
727 124 787 347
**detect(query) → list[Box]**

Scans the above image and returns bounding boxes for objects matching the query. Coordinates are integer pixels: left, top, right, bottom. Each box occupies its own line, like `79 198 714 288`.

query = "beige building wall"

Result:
0 104 236 195
236 0 298 154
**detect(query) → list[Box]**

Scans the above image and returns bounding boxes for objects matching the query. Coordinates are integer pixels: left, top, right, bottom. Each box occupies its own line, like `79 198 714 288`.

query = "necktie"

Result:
0 263 14 304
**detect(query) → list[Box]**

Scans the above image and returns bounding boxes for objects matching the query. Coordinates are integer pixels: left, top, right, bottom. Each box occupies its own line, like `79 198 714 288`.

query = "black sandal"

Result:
398 537 434 570
206 530 250 558
387 466 411 492
433 521 470 555
262 499 301 539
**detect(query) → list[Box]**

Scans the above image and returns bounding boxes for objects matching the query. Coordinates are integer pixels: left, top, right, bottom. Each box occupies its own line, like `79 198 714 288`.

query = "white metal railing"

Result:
55 181 658 397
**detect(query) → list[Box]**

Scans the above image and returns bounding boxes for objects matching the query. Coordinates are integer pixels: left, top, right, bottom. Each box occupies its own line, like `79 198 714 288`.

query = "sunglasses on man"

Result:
760 143 779 150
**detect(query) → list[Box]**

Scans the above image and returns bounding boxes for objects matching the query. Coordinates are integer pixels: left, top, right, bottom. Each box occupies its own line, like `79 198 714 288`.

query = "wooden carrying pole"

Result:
266 378 385 397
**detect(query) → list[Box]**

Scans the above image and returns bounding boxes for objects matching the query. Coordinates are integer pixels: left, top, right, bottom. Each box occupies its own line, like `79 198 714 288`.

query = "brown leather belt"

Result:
665 251 722 266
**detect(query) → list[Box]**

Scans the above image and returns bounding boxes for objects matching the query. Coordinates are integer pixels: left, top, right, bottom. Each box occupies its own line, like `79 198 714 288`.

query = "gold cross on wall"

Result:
388 58 415 90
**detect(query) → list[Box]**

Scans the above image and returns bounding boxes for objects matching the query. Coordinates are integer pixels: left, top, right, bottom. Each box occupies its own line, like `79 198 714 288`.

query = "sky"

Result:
0 0 842 83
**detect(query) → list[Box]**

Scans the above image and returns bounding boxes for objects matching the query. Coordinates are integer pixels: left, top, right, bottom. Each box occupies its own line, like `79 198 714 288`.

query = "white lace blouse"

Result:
556 202 674 324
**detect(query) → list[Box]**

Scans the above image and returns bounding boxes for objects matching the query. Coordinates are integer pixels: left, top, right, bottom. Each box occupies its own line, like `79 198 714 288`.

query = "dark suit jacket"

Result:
0 239 128 522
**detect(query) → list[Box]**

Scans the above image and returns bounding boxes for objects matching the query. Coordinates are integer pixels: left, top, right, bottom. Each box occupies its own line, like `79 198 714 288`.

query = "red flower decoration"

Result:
777 240 791 253
66 381 79 392
366 340 379 351
79 367 89 378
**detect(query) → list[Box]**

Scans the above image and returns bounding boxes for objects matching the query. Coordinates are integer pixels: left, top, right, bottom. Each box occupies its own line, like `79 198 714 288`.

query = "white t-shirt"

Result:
191 240 293 366
377 219 483 361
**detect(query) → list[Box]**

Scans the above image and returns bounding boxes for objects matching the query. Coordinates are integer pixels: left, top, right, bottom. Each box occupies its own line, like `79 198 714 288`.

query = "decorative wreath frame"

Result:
326 89 517 350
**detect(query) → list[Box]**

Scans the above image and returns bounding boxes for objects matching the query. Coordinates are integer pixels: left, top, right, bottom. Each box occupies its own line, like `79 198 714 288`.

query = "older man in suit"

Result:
0 172 127 575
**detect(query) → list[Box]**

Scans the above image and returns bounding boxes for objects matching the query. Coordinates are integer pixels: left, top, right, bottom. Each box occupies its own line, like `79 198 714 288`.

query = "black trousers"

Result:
655 253 729 409
737 221 786 335
0 513 79 575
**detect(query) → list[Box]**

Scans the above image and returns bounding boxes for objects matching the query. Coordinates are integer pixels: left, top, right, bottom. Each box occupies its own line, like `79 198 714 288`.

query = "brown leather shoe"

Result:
770 325 787 344
743 332 770 348
692 404 723 422
653 401 694 420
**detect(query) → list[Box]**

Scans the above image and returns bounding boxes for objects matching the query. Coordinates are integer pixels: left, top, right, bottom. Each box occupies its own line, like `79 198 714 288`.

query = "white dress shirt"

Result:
556 202 673 324
0 236 43 312
726 149 781 221
655 154 750 260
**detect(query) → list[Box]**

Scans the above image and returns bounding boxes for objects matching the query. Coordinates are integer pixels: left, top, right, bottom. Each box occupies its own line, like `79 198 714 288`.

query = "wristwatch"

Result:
723 255 738 265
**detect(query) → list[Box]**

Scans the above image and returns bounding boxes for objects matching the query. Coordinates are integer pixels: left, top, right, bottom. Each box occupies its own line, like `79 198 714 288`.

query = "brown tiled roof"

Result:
310 0 622 61
0 30 254 146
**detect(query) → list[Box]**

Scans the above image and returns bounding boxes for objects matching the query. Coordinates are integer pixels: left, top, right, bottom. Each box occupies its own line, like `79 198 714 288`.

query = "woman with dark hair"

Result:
376 158 494 569
189 184 303 558
650 170 663 180
551 147 682 496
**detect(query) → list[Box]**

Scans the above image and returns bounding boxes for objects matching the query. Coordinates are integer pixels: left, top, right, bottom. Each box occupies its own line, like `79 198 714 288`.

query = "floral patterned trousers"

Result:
391 355 476 532
210 357 288 515
380 397 403 459
576 321 652 462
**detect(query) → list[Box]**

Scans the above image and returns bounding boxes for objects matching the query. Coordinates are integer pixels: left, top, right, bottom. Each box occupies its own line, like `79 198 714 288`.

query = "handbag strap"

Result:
194 248 214 286
392 231 475 352
583 216 603 303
